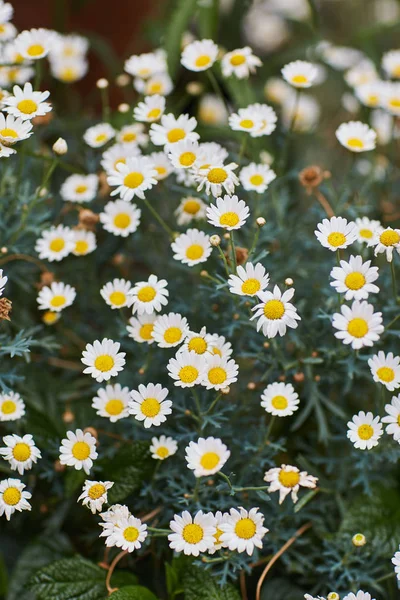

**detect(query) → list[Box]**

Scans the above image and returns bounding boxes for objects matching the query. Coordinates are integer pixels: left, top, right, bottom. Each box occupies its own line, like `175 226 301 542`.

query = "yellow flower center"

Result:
140 323 154 340
137 286 156 302
179 365 199 383
213 347 222 356
183 199 200 214
398 415 400 426
164 327 182 344
380 230 400 246
208 367 227 385
347 137 364 149
292 74 308 84
0 128 17 138
241 278 261 295
359 228 373 239
230 54 246 66
263 299 285 320
50 295 66 308
43 311 59 325
367 95 379 106
271 395 288 410
327 232 346 247
179 151 196 167
75 240 89 254
207 167 227 183
147 107 161 119
1 400 16 414
49 238 65 252
27 44 45 57
60 67 78 82
105 399 124 415
109 291 126 306
182 523 204 544
347 318 368 338
141 397 161 417
389 98 400 108
88 483 106 499
12 442 31 461
239 119 254 129
376 366 395 383
200 452 220 470
17 99 38 114
122 132 137 142
220 212 239 227
72 441 91 460
124 172 144 188
155 166 167 176
95 133 107 143
188 337 207 354
114 213 131 229
214 527 223 544
278 470 300 488
195 55 211 68
123 526 139 542
249 174 264 186
94 354 115 372
139 68 150 77
3 487 21 505
393 65 400 77
114 158 126 169
186 244 204 260
344 272 366 290
75 185 88 194
148 82 162 94
156 446 169 458
358 424 374 440
167 128 186 143
235 518 256 539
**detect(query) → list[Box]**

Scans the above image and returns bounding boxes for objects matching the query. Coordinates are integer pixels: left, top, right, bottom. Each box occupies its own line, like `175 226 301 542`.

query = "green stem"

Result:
229 230 237 273
148 527 170 534
375 572 396 584
34 59 42 89
141 196 174 238
217 471 233 492
238 136 247 165
193 478 200 502
37 157 58 198
390 258 397 303
204 393 221 416
265 415 276 442
386 313 400 330
233 485 270 493
248 226 260 258
217 245 230 278
207 70 229 113
100 86 110 122
279 89 300 172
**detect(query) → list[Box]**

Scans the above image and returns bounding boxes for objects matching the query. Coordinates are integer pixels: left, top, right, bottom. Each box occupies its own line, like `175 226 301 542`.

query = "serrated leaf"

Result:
109 585 157 600
183 565 240 600
165 0 198 78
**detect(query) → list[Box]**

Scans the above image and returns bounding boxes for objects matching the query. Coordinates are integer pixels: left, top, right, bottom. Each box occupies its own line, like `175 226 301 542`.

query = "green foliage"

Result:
109 586 157 600
165 0 198 78
182 565 241 600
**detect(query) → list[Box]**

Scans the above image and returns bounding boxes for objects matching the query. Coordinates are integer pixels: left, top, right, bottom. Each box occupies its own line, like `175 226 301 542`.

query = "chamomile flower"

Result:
282 60 318 88
239 163 276 194
50 33 89 60
355 82 384 108
83 123 115 148
149 151 174 181
0 478 31 520
345 59 378 88
181 39 219 72
221 46 262 79
251 285 301 339
393 547 400 580
282 93 320 132
134 72 173 96
152 312 189 348
42 310 61 326
228 262 270 297
0 1 13 25
198 94 228 125
108 156 157 201
246 103 278 136
343 592 375 600
92 384 131 422
372 226 400 261
72 229 97 256
49 57 88 83
219 507 268 556
171 228 212 267
81 338 126 382
100 279 134 310
264 77 292 104
37 281 76 313
175 196 207 225
264 464 318 504
315 216 358 251
0 434 41 475
0 392 25 422
150 435 178 460
368 352 400 391
0 113 33 145
167 139 202 170
229 108 263 135
0 21 16 44
208 511 229 554
185 437 230 477
209 334 233 359
130 275 169 315
168 510 216 556
3 82 51 121
201 354 239 390
59 429 98 474
261 382 300 417
129 383 172 428
124 50 167 79
35 224 75 262
100 143 140 175
382 395 400 440
102 515 148 552
196 162 239 197
355 217 381 244
127 313 156 345
60 174 98 203
117 123 148 147
206 194 249 230
150 113 199 148
133 94 165 122
333 300 383 350
0 269 7 296
78 480 113 514
336 121 376 152
14 28 55 60
330 256 379 301
100 199 141 237
167 350 207 388
347 411 383 449
382 49 400 78
179 327 215 357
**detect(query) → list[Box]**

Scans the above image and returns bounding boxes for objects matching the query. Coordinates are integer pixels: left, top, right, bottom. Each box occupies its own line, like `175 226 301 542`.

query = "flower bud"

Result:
285 277 294 286
186 81 203 96
221 386 230 395
52 137 68 155
116 74 130 87
118 103 130 113
327 593 340 600
210 234 221 247
256 217 266 227
96 78 109 89
352 533 366 547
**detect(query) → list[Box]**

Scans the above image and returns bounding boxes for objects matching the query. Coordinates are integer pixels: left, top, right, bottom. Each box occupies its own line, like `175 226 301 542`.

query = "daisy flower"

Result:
382 49 400 78
130 275 169 315
50 33 89 60
343 593 375 600
168 510 216 556
127 313 156 345
208 511 230 554
42 311 61 326
382 395 400 441
83 123 115 148
368 352 400 391
150 435 178 460
37 281 76 313
347 411 383 450
72 229 97 256
314 216 358 251
167 350 207 388
206 194 249 230
261 382 300 417
281 60 318 88
152 312 189 348
171 228 212 267
195 162 239 198
0 434 41 475
336 121 376 152
0 392 25 422
100 143 140 175
175 196 207 225
228 262 270 297
392 545 400 580
124 50 167 79
102 515 148 552
355 81 385 108
100 200 141 237
0 478 31 520
355 217 381 244
100 504 131 526
372 226 400 262
201 354 239 390
209 334 233 359
264 77 292 104
181 39 218 72
229 108 263 135
264 465 318 504
332 300 383 350
282 93 320 133
129 383 172 428
0 1 13 25
251 285 301 339
0 269 7 296
245 103 278 137
35 225 75 262
92 383 131 422
49 57 88 83
185 437 230 477
108 156 157 201
198 141 229 166
134 72 173 96
81 338 126 383
60 174 98 203
133 94 165 122
59 429 98 474
78 480 114 514
167 139 203 170
179 327 215 357
198 94 228 125
148 151 173 181
330 255 379 301
219 507 268 556
3 82 51 121
150 113 199 147
222 46 262 79
239 163 276 193
0 21 16 44
345 59 378 88
117 123 148 147
14 28 55 60
0 113 33 145
100 278 134 310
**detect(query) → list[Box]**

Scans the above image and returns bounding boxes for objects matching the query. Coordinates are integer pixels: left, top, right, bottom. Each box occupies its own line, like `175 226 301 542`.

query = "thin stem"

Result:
105 550 128 595
279 90 300 173
386 313 400 330
248 226 260 258
100 86 111 122
207 70 229 113
375 572 396 583
233 485 270 492
314 189 335 218
217 245 230 278
193 478 200 502
141 196 174 238
390 258 397 303
230 230 237 273
217 471 233 492
37 157 57 198
238 136 248 165
204 393 221 416
0 253 49 271
147 526 170 534
265 415 276 442
34 59 42 89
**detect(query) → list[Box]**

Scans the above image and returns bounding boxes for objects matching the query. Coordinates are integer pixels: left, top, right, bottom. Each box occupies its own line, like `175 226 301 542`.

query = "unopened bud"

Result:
186 81 203 96
223 232 230 240
327 593 340 600
96 78 109 89
285 277 293 286
263 341 270 349
314 375 321 382
210 234 221 247
200 270 208 277
39 187 48 197
118 103 130 113
1 247 7 254
221 386 230 395
62 409 75 423
293 372 305 383
116 74 130 87
247 382 256 390
256 217 266 227
207 479 214 486
352 533 366 547
53 137 68 155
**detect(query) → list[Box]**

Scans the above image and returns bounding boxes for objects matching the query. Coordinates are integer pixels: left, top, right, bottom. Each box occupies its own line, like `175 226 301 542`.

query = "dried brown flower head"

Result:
79 209 99 230
0 297 12 321
299 165 330 194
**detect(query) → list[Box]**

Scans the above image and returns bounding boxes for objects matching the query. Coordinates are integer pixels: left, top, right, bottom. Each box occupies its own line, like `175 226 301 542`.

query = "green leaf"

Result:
260 577 304 600
165 0 198 78
183 565 240 600
109 585 157 600
198 0 219 40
